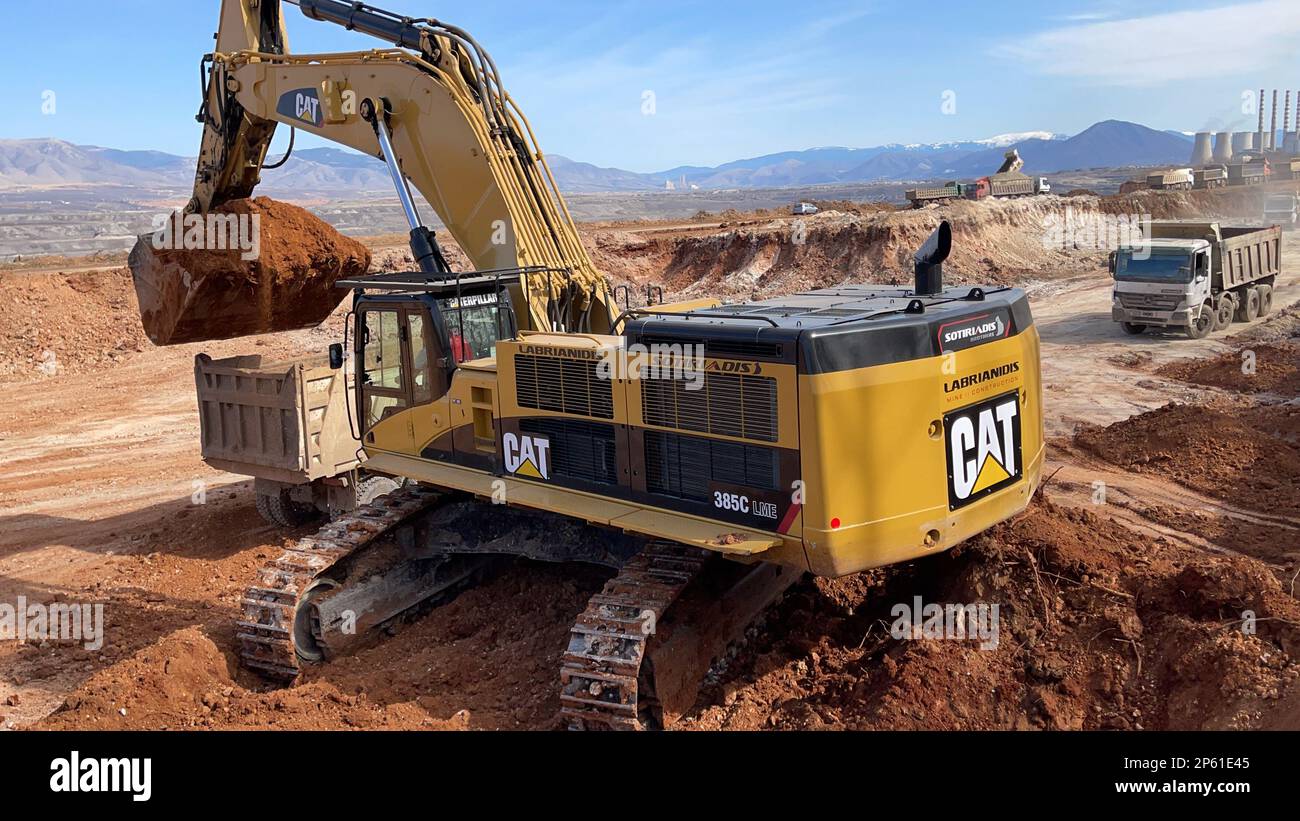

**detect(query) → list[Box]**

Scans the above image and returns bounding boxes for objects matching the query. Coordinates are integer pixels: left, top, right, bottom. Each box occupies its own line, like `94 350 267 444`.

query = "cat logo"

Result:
275 88 324 128
503 432 550 480
944 391 1022 510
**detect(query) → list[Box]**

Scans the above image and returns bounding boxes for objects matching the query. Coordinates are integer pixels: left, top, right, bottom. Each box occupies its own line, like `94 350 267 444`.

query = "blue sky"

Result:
2 0 1299 171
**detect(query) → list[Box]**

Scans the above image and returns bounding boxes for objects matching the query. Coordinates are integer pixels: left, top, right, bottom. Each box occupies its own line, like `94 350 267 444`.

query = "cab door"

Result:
358 305 415 453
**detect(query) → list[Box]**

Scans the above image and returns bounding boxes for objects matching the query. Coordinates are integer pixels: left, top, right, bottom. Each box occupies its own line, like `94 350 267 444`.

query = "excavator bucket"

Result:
129 197 371 345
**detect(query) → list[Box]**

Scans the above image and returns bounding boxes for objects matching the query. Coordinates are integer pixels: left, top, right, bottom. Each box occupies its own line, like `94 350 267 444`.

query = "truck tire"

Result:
255 490 320 528
1257 285 1273 317
1213 297 1235 331
1186 302 1214 339
1120 322 1147 335
1235 287 1261 323
356 475 404 506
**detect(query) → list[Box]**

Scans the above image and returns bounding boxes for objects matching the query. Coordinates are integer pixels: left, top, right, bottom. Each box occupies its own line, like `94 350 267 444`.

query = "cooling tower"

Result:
1212 131 1234 163
1189 132 1214 166
1232 132 1251 153
1242 132 1258 152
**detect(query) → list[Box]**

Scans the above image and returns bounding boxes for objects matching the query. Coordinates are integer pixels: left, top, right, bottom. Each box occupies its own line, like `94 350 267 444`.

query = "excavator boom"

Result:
134 0 614 345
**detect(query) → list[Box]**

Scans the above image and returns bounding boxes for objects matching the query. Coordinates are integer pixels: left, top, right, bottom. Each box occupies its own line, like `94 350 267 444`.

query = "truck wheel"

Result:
1213 297 1235 331
356 475 404 507
1120 322 1147 335
1257 285 1273 316
1186 303 1214 339
1235 287 1261 322
255 490 320 528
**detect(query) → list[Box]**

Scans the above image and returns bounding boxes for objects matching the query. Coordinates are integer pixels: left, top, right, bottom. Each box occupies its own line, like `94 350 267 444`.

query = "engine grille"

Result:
1118 292 1181 311
644 430 779 502
515 354 614 419
520 418 618 485
641 372 778 443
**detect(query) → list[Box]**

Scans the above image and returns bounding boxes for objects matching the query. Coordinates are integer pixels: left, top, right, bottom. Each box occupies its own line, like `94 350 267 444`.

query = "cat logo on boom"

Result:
503 433 551 480
944 391 1022 510
275 88 324 128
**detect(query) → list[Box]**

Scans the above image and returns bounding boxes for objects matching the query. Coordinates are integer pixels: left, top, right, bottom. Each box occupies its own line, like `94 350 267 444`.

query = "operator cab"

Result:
333 272 519 434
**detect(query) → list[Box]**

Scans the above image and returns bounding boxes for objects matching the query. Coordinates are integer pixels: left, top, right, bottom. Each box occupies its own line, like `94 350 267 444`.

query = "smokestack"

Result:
914 221 952 297
1212 131 1234 163
1270 89 1279 150
1190 132 1214 166
1287 90 1300 154
1259 89 1266 149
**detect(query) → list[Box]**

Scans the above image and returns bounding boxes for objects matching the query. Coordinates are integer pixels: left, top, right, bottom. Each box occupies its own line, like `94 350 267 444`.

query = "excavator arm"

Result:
181 0 613 335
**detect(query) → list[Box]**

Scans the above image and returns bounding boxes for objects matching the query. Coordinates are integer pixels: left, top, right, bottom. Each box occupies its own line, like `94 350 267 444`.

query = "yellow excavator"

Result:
140 0 1045 729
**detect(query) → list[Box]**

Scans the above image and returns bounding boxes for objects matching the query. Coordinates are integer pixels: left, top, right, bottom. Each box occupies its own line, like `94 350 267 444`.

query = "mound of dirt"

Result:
0 267 151 382
684 500 1300 730
36 561 610 730
1158 341 1300 395
130 197 370 346
1074 403 1300 518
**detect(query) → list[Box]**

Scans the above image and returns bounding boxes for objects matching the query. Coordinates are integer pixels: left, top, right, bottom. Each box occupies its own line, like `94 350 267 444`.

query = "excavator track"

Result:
560 542 707 730
560 542 798 730
236 484 442 681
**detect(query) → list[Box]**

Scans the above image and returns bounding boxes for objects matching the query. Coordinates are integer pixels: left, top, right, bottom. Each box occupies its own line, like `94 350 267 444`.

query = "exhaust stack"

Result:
914 221 952 297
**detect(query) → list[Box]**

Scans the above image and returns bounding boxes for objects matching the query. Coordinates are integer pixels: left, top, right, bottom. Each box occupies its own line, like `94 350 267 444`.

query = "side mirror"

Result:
329 343 345 370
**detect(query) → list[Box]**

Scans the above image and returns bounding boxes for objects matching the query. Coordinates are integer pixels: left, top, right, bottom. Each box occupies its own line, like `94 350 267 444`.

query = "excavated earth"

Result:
4 183 1300 731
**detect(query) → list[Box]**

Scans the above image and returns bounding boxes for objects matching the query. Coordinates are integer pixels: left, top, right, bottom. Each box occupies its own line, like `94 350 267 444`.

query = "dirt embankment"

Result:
0 267 150 382
595 185 1277 302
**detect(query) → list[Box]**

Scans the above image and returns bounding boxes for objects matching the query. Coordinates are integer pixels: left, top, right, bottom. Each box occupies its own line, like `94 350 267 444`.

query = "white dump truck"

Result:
1110 222 1282 339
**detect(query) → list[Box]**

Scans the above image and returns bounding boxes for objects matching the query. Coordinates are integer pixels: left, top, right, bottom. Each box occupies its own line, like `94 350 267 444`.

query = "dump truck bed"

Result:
1146 222 1281 290
194 353 359 485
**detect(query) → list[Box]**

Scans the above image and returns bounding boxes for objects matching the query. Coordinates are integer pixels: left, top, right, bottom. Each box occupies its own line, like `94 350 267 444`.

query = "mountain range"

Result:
0 120 1204 196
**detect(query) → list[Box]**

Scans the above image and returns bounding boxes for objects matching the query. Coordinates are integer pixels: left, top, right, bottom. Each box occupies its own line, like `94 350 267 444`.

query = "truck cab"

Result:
1111 238 1212 332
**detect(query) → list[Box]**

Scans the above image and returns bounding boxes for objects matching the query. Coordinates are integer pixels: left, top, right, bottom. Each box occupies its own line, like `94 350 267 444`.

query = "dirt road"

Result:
2 202 1298 731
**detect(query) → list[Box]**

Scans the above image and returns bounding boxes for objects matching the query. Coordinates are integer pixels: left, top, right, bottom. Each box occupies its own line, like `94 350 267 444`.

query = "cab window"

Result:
439 295 504 363
361 308 406 430
363 310 404 390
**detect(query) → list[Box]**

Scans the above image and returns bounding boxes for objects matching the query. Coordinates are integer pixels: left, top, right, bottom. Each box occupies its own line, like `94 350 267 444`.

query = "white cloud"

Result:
998 0 1300 86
